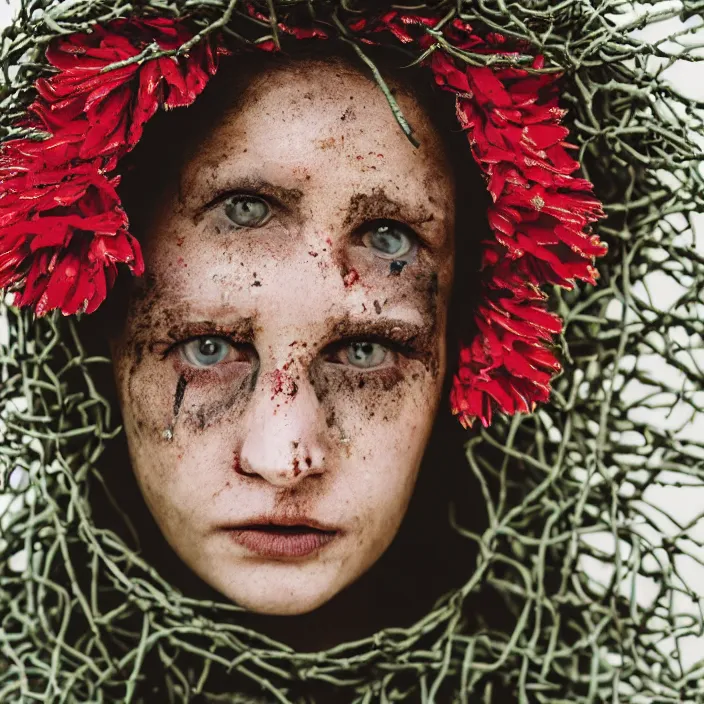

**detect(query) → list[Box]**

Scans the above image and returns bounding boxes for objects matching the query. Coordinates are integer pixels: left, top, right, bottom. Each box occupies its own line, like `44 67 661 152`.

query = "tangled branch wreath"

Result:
0 0 703 702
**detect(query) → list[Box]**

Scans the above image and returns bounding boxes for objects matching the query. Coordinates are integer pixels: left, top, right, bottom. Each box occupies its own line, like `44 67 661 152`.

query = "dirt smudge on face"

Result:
270 368 298 400
233 451 246 476
173 374 188 417
342 187 434 230
342 267 359 287
389 260 407 276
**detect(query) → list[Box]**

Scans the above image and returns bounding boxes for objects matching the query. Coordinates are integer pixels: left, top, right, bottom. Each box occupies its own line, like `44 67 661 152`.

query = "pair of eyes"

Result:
224 194 416 260
181 338 389 371
180 194 419 371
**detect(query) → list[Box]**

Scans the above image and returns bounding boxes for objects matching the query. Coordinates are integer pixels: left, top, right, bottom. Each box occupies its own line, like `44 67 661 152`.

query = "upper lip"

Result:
225 515 339 533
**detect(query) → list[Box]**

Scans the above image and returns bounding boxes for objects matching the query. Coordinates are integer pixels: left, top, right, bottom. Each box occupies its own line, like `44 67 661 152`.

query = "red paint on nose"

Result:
270 369 298 399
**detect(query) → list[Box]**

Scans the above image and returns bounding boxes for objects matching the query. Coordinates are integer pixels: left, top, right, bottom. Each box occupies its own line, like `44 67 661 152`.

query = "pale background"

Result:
0 0 703 676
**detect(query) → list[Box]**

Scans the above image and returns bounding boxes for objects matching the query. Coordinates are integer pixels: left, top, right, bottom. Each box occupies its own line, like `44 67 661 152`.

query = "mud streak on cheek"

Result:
181 369 256 433
173 374 188 417
161 373 189 439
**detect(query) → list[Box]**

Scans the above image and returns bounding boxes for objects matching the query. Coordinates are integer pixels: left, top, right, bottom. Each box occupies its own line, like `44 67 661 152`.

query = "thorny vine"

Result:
1 0 704 702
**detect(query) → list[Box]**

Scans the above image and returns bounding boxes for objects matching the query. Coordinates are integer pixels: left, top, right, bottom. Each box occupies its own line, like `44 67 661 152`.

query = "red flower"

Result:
29 18 225 164
0 18 223 317
0 158 142 316
245 2 328 50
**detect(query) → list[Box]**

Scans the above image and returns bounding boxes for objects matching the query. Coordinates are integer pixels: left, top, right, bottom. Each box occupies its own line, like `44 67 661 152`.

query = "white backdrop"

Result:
1 0 703 675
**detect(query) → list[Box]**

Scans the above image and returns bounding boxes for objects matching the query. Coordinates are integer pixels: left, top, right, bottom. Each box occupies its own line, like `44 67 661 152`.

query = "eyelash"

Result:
159 335 419 366
326 335 418 361
158 334 246 361
353 218 424 251
197 192 427 248
197 190 283 222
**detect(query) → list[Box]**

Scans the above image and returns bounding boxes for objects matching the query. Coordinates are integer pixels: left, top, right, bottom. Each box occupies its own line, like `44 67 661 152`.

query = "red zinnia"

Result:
0 18 225 317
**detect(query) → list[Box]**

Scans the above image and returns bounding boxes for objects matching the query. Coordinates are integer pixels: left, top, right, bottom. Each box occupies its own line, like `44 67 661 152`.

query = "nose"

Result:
237 365 329 488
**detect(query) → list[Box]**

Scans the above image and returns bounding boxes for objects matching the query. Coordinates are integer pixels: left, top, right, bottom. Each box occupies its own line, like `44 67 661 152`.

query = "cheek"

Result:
113 357 251 524
117 352 255 443
341 250 450 363
310 359 443 463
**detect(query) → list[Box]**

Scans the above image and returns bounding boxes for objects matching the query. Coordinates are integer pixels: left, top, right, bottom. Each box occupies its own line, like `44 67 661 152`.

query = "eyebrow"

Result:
326 314 436 365
341 189 436 232
165 318 257 344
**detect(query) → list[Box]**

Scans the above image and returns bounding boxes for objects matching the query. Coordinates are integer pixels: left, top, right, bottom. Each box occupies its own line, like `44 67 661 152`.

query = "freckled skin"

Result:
110 59 456 616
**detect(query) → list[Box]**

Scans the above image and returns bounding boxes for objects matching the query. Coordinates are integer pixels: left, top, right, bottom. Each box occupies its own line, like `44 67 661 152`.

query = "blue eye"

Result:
362 223 414 259
224 195 271 228
180 337 232 368
346 342 388 369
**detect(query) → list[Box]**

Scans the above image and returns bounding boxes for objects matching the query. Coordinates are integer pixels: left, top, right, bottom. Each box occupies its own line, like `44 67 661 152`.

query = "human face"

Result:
110 59 456 615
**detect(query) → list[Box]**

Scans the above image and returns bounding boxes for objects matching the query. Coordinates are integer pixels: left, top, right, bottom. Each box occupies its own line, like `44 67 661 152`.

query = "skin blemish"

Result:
211 480 232 500
389 260 407 276
292 458 301 477
343 268 360 287
373 300 382 315
270 369 298 400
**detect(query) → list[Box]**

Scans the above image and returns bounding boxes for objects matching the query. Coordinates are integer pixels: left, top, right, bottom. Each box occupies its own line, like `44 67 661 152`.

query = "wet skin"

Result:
110 59 456 615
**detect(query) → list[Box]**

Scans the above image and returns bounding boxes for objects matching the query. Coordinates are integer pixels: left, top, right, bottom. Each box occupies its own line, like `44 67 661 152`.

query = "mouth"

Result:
225 522 339 559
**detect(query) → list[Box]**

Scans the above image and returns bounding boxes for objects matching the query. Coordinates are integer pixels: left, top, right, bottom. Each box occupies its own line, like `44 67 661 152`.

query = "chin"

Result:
204 565 345 616
224 584 338 616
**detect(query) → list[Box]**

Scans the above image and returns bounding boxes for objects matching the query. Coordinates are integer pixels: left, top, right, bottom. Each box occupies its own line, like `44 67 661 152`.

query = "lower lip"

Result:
227 527 338 558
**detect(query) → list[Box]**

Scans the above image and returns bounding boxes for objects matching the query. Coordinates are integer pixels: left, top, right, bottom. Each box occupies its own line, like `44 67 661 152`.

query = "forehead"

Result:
179 59 455 212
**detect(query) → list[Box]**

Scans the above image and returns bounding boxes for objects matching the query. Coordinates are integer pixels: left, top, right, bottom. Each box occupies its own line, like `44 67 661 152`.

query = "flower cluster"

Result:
0 9 607 429
0 18 225 316
349 12 608 427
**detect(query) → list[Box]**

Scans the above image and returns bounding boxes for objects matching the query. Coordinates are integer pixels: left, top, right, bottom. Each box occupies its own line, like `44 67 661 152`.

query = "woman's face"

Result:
111 59 456 615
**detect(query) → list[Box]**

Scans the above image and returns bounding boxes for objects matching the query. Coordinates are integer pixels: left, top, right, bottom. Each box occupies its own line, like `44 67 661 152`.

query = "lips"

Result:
225 519 340 559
